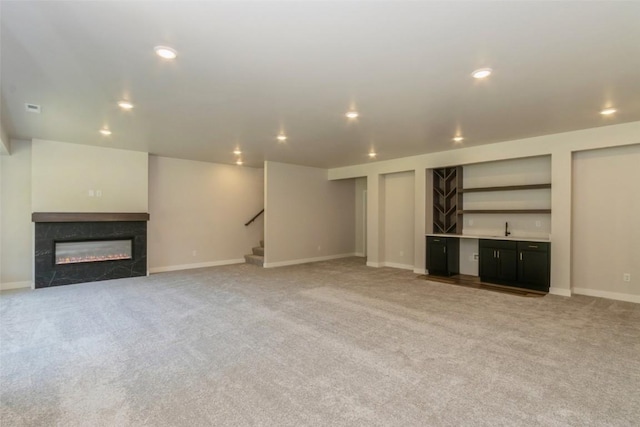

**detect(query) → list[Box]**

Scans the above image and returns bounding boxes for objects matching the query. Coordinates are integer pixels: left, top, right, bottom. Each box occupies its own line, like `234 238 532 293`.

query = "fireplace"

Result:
55 239 133 265
32 212 149 288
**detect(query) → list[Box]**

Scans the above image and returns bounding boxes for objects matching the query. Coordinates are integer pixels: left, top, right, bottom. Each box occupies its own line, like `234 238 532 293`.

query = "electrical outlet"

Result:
535 220 541 227
96 190 102 197
468 219 474 226
399 250 404 257
623 273 631 282
192 250 197 257
88 190 94 197
317 245 321 252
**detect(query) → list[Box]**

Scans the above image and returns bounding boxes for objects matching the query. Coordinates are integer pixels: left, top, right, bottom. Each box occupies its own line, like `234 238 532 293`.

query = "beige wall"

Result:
354 177 367 256
148 156 264 272
0 140 32 288
31 139 148 212
572 144 640 302
329 121 640 300
0 117 9 154
383 171 415 269
264 161 355 267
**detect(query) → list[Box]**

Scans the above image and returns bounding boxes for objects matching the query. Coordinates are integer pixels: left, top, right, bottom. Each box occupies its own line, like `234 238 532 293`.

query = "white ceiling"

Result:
1 1 639 168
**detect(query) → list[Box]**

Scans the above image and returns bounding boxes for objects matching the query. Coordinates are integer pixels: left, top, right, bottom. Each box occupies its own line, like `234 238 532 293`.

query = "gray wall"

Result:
264 161 355 267
148 155 264 272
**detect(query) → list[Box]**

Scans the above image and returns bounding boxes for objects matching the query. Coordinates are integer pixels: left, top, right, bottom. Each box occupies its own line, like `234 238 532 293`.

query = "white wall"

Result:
383 171 415 269
572 145 640 302
148 156 264 272
329 121 640 300
31 139 148 212
264 161 355 267
354 177 367 256
0 140 33 289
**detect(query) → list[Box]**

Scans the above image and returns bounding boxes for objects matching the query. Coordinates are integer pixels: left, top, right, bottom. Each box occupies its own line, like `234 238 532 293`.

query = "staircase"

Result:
244 240 264 267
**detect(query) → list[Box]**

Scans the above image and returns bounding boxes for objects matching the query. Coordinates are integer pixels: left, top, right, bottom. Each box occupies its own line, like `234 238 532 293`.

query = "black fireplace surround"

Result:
33 212 149 289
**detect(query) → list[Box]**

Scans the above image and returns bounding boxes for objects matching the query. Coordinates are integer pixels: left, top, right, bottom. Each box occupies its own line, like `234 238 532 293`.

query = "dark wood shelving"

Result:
432 167 462 234
459 209 551 214
32 212 150 222
460 183 551 193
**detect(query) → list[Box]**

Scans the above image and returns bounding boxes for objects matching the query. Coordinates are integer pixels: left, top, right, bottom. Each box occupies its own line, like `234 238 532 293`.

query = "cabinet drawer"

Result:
517 241 549 252
479 239 517 250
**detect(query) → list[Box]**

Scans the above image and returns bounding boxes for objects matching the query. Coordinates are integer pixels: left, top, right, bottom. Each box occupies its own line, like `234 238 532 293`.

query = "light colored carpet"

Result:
1 257 639 426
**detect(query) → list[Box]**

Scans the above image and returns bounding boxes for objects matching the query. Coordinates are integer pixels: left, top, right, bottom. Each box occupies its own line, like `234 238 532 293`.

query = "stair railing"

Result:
244 209 264 226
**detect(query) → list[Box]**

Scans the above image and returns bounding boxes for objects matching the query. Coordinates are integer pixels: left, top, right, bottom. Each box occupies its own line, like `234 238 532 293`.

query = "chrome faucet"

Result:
505 222 511 237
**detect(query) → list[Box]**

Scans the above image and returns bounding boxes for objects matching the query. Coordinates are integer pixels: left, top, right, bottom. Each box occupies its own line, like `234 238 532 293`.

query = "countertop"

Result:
426 233 550 243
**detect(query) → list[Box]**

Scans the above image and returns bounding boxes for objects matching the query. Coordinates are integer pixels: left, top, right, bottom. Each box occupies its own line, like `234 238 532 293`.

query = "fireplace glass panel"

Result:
55 239 132 265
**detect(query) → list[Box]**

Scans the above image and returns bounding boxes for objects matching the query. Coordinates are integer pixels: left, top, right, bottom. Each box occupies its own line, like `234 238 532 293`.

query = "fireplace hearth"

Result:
32 212 149 288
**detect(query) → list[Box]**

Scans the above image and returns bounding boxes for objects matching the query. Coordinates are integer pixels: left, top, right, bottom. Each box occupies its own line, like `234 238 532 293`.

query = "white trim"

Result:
549 287 571 297
149 258 245 273
414 268 426 275
382 262 414 270
573 287 640 304
354 252 365 257
0 281 33 291
264 253 355 268
367 261 382 268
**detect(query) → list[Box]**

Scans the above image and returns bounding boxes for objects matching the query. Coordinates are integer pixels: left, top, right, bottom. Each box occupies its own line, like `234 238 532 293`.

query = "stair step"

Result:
244 254 264 267
252 246 264 256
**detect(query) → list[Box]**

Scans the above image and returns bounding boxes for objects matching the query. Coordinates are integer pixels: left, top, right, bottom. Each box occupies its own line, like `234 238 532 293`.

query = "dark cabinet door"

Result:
426 237 459 276
518 242 550 291
497 249 518 282
427 239 448 274
479 247 498 279
479 240 517 284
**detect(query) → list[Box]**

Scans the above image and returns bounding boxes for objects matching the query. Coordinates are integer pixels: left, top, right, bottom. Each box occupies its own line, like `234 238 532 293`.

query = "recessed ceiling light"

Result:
453 136 464 143
118 101 134 110
471 68 492 79
346 111 359 119
236 160 243 166
600 107 617 115
368 152 376 158
99 129 111 136
233 149 242 155
154 46 177 59
277 134 287 142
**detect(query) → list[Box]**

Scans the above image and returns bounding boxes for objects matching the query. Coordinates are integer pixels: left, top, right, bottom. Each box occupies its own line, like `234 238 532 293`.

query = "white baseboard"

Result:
382 262 414 271
549 287 572 297
0 281 33 291
354 252 365 257
366 261 382 268
149 259 245 274
264 253 356 268
414 268 426 275
573 287 640 304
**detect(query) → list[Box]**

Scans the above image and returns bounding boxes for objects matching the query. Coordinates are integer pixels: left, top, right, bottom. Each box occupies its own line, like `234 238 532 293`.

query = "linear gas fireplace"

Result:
55 239 133 265
32 212 149 288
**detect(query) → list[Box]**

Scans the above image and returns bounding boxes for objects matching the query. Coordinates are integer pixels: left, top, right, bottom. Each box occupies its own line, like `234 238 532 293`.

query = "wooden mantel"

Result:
32 212 150 222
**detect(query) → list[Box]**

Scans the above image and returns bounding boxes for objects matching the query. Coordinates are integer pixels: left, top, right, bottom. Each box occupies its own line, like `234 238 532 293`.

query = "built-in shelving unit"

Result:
459 182 552 214
432 167 462 234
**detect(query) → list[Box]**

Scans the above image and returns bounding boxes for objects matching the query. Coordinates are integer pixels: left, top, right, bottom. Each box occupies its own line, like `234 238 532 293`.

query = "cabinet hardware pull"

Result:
434 239 440 242
520 252 523 261
493 250 496 258
497 250 500 259
529 245 538 248
443 246 446 254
